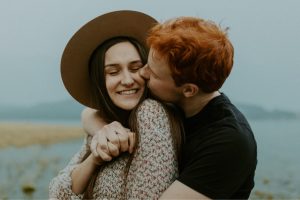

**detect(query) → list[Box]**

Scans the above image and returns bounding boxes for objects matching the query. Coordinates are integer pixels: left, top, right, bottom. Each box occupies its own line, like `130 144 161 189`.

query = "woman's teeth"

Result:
119 89 137 95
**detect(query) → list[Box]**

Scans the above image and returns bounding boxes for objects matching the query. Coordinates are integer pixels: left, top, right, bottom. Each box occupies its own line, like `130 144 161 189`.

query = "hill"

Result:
0 99 84 120
0 100 298 121
236 103 298 120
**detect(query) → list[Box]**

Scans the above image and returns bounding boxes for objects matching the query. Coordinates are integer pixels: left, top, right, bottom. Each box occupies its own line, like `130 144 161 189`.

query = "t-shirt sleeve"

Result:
49 135 92 200
126 99 178 199
177 127 255 199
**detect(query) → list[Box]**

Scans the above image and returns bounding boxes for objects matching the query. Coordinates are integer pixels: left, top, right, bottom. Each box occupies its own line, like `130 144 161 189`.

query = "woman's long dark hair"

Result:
82 37 184 199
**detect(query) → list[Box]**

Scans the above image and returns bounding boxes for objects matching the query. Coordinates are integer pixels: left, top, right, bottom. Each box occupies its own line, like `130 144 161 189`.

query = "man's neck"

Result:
180 91 220 118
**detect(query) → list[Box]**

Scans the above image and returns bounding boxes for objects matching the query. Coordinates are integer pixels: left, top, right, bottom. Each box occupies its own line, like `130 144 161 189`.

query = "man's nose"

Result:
139 65 150 80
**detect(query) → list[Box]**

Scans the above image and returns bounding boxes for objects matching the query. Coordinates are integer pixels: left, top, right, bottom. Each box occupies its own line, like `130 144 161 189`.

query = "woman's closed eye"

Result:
105 67 120 76
129 62 143 72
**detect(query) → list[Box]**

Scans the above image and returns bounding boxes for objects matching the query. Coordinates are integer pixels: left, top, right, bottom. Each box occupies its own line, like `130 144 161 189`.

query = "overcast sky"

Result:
0 0 299 112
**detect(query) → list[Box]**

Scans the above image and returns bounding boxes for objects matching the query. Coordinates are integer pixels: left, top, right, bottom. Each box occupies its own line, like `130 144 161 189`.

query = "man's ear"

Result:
182 83 199 97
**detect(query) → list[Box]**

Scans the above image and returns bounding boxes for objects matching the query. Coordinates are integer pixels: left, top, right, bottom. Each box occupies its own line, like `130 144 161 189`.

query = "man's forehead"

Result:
148 49 157 68
148 48 156 61
149 48 163 66
148 48 172 76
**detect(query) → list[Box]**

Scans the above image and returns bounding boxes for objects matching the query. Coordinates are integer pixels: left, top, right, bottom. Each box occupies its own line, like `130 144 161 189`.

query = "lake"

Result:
249 119 300 199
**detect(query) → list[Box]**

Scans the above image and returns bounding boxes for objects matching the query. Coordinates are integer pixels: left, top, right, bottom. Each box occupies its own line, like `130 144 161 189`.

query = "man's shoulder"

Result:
184 109 256 153
210 97 252 133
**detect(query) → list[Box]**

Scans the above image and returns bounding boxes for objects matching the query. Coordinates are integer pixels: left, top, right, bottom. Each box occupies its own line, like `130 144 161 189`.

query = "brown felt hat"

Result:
61 10 157 109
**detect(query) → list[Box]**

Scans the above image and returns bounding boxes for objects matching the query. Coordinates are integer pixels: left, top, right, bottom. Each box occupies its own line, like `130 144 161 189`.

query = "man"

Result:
83 16 257 199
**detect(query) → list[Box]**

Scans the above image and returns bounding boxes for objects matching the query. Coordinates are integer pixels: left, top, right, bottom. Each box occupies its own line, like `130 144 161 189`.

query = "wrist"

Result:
87 153 104 166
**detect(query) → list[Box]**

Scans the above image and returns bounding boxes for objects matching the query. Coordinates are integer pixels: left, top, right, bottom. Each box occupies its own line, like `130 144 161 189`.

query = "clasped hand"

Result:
90 121 136 164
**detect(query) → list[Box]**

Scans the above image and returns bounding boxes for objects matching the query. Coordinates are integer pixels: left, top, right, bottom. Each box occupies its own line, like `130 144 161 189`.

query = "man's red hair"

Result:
147 17 234 93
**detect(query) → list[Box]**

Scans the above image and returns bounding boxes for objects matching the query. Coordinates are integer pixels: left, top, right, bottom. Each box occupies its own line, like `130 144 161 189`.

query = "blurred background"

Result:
0 0 299 199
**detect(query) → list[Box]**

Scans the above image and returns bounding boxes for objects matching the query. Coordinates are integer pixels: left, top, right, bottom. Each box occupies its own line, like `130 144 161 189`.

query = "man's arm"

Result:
159 180 211 200
81 107 107 136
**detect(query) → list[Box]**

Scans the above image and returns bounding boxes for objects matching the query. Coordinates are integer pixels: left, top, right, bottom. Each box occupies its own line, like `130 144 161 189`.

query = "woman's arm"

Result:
126 99 179 199
49 135 103 199
70 153 103 194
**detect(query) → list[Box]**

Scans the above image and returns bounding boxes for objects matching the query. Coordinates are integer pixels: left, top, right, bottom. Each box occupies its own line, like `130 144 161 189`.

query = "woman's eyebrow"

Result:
129 60 143 65
105 60 142 67
104 64 120 70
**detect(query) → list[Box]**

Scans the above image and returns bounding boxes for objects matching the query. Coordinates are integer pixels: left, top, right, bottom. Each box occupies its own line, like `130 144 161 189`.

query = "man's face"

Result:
139 48 182 103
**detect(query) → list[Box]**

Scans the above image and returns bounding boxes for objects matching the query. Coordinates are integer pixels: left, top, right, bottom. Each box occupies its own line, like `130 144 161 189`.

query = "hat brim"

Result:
61 10 157 109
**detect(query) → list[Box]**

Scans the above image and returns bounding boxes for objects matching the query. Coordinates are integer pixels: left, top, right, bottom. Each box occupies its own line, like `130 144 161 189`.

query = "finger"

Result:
109 121 130 152
97 133 110 154
90 136 99 157
97 146 112 161
111 121 130 135
106 121 131 150
118 132 129 152
103 126 120 149
107 142 120 157
128 131 136 154
124 128 131 132
93 156 104 165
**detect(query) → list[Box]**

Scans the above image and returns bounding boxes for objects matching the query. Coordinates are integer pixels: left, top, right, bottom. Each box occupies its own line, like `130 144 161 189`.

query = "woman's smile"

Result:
117 89 139 95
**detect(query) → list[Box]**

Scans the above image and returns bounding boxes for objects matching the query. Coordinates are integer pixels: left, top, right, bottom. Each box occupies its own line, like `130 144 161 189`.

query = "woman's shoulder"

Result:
136 99 168 121
137 98 165 112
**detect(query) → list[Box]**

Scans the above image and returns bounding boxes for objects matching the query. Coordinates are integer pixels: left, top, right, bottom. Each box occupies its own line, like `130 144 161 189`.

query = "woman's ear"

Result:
182 83 199 97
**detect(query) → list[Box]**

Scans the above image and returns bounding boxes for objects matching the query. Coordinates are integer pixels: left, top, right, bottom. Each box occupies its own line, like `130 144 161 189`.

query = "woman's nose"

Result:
121 71 134 86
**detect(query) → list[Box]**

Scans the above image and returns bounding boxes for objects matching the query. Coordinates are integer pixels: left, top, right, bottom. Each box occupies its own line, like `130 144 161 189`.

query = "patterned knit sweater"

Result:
49 99 178 199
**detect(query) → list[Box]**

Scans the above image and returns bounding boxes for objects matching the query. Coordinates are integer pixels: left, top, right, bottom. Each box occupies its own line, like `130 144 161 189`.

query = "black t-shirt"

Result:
177 93 257 199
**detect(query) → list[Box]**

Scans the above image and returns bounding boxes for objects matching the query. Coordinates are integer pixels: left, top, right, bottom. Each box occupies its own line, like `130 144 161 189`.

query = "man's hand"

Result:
90 121 136 162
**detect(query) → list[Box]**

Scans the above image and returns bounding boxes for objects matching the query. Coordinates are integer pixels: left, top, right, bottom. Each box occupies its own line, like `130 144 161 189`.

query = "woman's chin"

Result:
116 100 140 111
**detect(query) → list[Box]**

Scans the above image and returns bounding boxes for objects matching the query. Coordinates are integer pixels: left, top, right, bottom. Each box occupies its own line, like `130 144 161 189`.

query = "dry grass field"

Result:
0 122 84 148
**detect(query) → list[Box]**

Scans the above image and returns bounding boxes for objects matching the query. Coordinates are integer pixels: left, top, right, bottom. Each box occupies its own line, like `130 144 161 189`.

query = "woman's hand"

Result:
90 121 136 162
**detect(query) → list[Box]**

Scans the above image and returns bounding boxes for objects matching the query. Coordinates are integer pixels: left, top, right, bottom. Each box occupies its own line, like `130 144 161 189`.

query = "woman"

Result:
49 10 183 199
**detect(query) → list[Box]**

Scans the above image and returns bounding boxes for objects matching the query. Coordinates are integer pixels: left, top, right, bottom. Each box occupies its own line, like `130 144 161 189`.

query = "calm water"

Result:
0 119 299 199
0 139 83 199
249 119 300 199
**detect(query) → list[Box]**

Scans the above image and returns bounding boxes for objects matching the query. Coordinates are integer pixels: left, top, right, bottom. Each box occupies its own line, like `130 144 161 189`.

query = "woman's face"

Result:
104 41 145 110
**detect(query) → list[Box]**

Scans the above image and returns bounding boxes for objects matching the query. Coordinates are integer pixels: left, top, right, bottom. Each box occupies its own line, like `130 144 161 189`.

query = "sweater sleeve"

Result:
126 99 179 199
49 135 92 200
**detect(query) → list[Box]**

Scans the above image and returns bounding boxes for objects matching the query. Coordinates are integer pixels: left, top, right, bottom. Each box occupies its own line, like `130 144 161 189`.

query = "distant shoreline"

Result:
0 122 84 149
0 118 81 126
